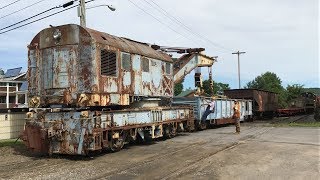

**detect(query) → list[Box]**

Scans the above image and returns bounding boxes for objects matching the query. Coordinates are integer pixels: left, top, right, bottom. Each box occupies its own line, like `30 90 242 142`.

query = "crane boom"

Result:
151 45 216 95
173 52 216 84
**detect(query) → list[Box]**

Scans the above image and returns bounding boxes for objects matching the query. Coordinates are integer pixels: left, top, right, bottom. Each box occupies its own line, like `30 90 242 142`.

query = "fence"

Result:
0 111 26 140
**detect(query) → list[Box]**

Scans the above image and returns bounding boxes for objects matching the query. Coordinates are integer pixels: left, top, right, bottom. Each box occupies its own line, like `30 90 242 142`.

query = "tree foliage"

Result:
174 79 184 96
202 80 230 95
215 82 230 95
286 84 304 102
245 72 283 92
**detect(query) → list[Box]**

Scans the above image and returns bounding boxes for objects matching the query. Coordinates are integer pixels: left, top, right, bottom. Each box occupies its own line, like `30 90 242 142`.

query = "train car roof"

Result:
224 88 278 94
85 27 172 62
29 24 172 62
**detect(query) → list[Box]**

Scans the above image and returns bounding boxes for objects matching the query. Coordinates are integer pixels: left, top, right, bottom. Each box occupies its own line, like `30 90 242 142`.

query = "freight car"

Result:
173 96 253 129
224 89 278 118
21 24 218 155
277 92 316 116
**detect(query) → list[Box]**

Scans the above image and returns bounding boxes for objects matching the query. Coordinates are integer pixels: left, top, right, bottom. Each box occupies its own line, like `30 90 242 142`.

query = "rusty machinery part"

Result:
22 106 195 155
150 45 205 54
22 96 254 156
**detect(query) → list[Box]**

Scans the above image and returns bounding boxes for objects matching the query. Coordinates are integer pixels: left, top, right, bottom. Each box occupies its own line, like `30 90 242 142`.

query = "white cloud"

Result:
0 0 318 88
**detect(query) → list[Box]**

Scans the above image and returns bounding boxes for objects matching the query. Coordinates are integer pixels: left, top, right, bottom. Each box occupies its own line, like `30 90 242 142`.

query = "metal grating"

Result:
4 67 22 78
101 50 117 76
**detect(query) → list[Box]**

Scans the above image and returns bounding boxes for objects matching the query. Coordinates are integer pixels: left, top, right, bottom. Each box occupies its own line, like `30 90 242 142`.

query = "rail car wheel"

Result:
109 131 127 152
164 125 176 139
199 121 207 130
110 138 124 152
195 120 207 130
182 120 195 132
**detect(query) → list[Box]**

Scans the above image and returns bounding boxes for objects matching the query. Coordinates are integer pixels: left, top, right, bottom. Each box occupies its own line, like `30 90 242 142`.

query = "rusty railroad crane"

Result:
22 24 215 155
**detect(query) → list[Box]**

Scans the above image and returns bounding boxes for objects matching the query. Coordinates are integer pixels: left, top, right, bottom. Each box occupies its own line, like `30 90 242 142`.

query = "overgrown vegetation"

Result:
0 139 22 147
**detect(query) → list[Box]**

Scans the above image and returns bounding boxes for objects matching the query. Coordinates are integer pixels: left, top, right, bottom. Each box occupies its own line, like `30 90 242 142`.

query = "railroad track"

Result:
0 154 91 179
0 126 265 179
271 114 310 124
93 126 265 180
160 127 272 180
288 115 311 123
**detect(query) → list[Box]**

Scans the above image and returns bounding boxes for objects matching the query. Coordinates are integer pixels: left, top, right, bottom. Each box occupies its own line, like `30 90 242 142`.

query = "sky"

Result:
0 0 318 89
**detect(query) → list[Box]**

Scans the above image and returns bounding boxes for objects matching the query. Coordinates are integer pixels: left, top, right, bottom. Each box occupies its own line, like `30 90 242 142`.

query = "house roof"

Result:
0 72 26 82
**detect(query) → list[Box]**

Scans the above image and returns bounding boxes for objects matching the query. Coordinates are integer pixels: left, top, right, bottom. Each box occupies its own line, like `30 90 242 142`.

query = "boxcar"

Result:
224 89 278 118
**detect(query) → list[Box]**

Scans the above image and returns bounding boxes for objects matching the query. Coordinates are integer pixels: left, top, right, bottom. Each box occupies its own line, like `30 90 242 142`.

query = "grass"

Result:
274 122 320 127
288 122 320 127
0 139 23 147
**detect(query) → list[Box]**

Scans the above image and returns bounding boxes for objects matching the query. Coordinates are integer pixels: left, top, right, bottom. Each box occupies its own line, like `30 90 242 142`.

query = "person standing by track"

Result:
233 100 241 133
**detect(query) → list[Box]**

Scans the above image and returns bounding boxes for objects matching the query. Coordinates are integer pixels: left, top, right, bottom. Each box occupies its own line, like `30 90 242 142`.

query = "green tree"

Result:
215 82 230 95
286 84 304 102
245 72 283 92
174 79 184 96
245 71 287 108
202 80 230 95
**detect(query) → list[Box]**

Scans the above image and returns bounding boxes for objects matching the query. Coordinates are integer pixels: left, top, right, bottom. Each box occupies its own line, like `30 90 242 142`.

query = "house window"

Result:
101 50 117 76
165 62 171 74
18 94 26 104
142 57 149 72
121 52 131 71
9 96 15 103
0 96 5 103
0 82 6 86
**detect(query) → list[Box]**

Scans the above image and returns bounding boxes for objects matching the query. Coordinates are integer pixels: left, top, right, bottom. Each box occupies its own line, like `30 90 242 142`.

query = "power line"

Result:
0 0 96 35
0 4 77 35
127 0 203 48
0 0 22 10
0 0 78 32
147 0 233 53
0 0 48 20
0 6 59 31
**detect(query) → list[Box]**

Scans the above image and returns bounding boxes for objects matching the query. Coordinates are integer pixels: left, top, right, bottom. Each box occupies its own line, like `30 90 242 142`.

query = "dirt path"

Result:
0 116 319 180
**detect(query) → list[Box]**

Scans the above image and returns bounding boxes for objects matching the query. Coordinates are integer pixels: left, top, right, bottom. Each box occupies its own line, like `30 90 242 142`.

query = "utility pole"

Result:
232 51 246 89
79 0 86 27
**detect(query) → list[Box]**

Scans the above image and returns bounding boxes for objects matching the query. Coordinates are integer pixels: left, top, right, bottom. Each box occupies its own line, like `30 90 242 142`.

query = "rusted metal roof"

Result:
225 88 278 94
85 27 172 62
29 24 172 62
